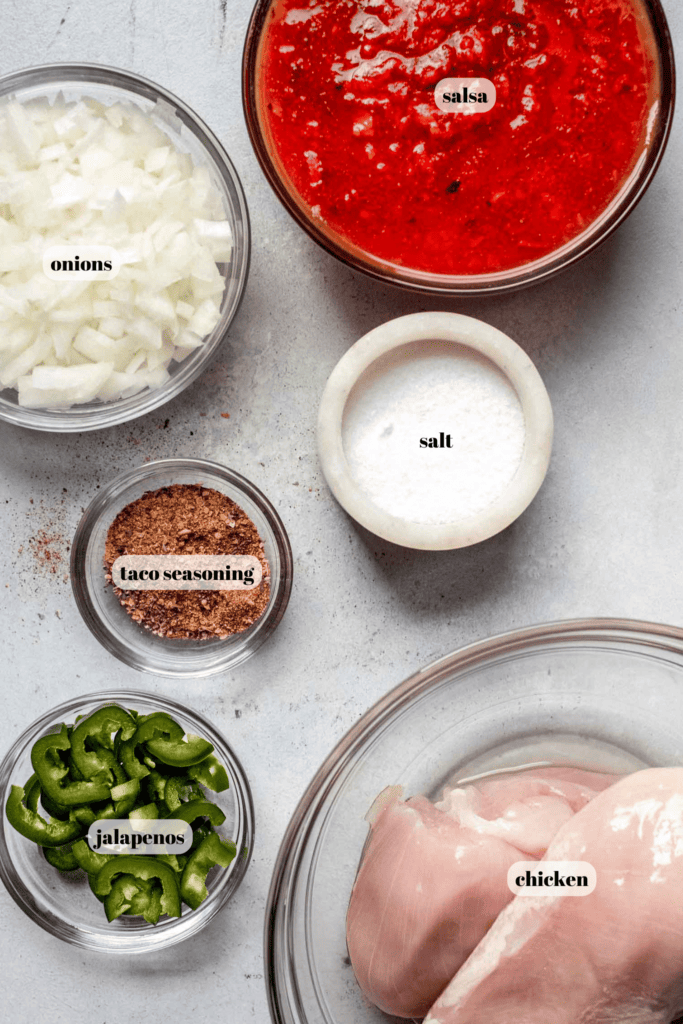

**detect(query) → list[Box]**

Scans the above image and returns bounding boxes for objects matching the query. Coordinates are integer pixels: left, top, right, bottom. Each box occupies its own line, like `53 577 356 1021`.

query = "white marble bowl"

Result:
317 312 553 550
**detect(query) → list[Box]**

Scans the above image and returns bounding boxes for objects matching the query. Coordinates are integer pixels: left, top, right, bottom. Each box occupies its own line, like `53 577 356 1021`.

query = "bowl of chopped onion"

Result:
0 63 250 431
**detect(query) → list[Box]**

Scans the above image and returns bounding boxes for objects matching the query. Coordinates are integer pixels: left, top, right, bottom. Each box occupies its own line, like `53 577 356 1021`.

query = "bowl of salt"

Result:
317 312 553 550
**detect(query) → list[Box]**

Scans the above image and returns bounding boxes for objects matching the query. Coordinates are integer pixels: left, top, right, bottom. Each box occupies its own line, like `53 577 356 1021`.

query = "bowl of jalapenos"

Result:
0 690 253 951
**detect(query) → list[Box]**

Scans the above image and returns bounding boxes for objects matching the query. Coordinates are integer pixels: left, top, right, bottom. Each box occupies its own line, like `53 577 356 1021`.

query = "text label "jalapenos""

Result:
88 819 193 854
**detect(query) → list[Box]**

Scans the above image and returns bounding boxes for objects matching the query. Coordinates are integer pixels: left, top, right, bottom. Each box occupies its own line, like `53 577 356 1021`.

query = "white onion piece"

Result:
17 362 115 407
0 94 233 408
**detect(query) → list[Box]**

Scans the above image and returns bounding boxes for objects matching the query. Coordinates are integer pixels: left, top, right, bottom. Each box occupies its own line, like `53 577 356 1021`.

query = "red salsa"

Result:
259 0 652 275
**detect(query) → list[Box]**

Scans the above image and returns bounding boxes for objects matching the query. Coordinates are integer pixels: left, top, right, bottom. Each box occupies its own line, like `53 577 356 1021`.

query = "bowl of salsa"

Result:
243 0 674 295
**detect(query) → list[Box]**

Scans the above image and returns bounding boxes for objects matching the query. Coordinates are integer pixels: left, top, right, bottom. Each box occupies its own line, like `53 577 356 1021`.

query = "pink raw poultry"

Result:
426 767 683 1024
346 766 616 1018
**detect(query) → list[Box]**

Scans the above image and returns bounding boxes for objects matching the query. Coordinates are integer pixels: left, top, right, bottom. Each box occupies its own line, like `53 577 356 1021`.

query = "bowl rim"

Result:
264 615 683 1024
70 457 293 676
0 687 255 952
0 61 251 432
317 312 553 549
242 0 676 296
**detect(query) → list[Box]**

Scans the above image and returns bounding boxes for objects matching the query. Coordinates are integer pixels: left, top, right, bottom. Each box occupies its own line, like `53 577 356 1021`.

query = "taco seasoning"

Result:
104 483 270 639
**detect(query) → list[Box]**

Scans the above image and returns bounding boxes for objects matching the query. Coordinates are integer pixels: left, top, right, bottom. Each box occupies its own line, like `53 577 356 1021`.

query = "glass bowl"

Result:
71 458 293 676
243 1 674 296
0 689 254 952
0 63 250 431
265 618 683 1024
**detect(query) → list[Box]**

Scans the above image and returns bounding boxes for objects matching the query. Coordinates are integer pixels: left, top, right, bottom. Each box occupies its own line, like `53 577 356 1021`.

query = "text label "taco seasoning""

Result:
112 554 263 590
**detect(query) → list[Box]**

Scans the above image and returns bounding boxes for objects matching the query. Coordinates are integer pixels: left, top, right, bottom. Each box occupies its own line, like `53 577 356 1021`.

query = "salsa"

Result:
260 0 652 275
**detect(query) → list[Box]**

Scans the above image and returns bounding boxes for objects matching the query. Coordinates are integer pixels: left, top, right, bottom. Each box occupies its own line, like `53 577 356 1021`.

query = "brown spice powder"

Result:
104 483 271 640
29 529 65 575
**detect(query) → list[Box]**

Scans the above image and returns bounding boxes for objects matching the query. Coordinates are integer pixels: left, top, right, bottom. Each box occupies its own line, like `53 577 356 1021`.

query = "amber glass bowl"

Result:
243 0 674 296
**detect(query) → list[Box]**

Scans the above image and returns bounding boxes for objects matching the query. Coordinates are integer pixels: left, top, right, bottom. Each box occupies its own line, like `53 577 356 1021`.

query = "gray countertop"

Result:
0 1 681 1021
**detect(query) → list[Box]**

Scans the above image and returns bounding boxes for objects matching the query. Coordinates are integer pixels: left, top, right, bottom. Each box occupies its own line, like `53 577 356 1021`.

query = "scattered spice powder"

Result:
104 483 270 640
29 529 65 575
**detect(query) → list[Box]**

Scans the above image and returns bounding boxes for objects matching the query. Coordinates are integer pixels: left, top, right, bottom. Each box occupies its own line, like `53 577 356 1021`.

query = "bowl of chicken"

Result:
265 619 683 1024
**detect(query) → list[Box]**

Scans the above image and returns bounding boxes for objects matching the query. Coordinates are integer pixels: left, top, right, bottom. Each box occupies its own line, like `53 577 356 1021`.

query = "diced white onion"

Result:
0 94 233 408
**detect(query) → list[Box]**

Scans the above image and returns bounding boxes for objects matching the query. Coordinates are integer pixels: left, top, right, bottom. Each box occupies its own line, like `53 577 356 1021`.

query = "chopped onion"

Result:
0 94 233 409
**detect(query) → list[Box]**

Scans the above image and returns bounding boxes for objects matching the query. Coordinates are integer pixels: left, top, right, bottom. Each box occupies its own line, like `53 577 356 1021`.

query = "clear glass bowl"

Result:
265 618 683 1024
71 458 293 676
243 1 674 296
0 689 254 952
0 63 250 431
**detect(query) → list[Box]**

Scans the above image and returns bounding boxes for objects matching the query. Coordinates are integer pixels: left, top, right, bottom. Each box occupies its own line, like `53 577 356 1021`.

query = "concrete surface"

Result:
0 1 681 1022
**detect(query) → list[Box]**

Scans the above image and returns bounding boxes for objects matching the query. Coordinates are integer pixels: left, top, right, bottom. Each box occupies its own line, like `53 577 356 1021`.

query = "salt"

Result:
342 340 525 525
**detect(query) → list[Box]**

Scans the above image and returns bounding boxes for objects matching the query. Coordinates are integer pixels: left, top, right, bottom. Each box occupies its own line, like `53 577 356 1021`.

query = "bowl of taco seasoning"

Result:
71 459 293 676
243 0 675 295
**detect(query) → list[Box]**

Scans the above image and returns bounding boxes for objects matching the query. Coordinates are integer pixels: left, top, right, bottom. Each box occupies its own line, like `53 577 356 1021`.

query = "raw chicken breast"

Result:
426 767 683 1024
437 766 616 859
346 766 616 1018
